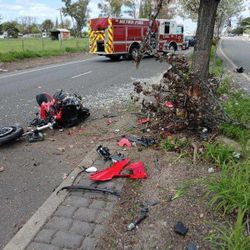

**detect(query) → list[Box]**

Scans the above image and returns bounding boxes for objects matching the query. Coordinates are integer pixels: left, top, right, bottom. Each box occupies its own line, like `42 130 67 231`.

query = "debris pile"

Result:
132 54 229 135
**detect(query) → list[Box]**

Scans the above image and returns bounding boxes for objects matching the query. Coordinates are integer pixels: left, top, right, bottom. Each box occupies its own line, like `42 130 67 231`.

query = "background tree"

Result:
139 0 152 18
98 0 123 17
2 21 19 38
18 16 37 34
158 0 176 19
41 19 54 32
0 14 2 35
124 0 139 18
179 0 243 39
62 0 89 37
63 18 72 29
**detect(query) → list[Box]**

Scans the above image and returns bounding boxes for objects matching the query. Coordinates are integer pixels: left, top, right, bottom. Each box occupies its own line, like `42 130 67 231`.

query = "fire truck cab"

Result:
88 17 184 60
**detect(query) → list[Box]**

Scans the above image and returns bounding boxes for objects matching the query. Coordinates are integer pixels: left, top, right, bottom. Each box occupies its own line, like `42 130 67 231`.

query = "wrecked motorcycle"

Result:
0 90 90 146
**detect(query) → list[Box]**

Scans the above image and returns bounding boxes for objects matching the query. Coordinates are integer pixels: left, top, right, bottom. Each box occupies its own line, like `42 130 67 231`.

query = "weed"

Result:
171 186 187 201
216 76 231 96
207 209 250 250
161 137 189 152
219 123 250 147
224 92 250 125
207 159 250 215
203 143 237 167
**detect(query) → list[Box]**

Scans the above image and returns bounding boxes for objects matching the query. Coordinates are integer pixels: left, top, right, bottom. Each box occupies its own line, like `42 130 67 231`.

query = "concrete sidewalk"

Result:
4 115 132 250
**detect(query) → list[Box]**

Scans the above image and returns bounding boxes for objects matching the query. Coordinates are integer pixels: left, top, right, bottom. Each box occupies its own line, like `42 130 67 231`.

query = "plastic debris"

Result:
174 221 188 236
127 135 155 147
186 243 198 250
107 118 112 125
125 162 147 179
208 167 215 173
236 66 245 73
164 101 174 108
90 159 147 181
137 117 150 125
117 138 132 148
85 166 97 173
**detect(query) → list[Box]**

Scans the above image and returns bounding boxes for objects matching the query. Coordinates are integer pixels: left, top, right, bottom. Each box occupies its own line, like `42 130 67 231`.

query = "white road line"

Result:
0 56 99 80
218 39 250 82
72 71 92 79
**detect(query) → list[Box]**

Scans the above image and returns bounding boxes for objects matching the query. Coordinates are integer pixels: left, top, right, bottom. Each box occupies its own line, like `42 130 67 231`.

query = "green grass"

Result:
207 209 250 250
224 92 250 125
207 159 250 215
219 123 250 148
0 37 89 62
203 143 237 167
210 45 223 77
161 137 189 152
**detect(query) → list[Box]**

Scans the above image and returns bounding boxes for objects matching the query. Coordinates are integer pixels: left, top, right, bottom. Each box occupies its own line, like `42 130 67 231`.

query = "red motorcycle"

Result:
0 90 90 145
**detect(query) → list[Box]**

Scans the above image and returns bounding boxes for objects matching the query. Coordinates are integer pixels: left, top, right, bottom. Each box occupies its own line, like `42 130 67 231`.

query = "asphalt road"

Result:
0 55 167 127
0 54 168 248
220 37 250 74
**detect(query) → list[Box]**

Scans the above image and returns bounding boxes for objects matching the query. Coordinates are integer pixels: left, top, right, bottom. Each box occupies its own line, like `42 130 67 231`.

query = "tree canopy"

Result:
98 0 124 17
62 0 89 36
41 19 54 32
179 0 243 37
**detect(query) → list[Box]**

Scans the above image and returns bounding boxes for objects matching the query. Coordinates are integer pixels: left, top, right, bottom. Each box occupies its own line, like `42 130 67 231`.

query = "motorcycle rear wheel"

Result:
0 126 24 145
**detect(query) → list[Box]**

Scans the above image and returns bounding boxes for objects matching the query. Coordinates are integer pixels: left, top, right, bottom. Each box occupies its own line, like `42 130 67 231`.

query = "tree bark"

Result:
192 0 221 81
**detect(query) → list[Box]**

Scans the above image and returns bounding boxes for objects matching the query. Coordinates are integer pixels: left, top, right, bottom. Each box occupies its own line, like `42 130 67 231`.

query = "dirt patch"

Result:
96 117 216 250
0 52 92 73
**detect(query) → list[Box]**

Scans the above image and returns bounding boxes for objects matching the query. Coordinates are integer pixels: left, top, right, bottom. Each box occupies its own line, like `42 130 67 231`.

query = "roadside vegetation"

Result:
0 37 88 62
159 45 250 249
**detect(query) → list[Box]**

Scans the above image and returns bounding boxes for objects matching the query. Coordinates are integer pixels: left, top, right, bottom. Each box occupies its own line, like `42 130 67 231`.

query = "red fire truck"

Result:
88 17 184 60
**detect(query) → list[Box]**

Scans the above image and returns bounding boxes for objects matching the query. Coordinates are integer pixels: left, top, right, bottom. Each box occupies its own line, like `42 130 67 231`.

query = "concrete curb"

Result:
4 112 133 250
3 147 98 250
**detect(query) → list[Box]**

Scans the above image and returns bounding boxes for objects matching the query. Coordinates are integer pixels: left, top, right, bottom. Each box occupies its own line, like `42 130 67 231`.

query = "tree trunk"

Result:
192 0 221 81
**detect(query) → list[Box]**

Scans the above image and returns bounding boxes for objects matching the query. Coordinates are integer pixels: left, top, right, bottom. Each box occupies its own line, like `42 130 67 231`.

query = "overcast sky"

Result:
0 0 249 33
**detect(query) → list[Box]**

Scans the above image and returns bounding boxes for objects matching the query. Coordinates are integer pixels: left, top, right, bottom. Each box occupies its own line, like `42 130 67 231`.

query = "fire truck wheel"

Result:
169 43 177 52
107 55 121 61
129 44 140 60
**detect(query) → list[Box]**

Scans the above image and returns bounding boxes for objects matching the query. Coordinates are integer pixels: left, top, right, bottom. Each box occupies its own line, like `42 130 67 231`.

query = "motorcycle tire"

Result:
0 126 24 146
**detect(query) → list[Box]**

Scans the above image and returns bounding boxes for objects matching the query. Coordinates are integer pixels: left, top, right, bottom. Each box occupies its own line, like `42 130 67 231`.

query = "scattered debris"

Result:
125 162 147 179
0 166 4 172
107 118 113 125
208 167 215 174
236 66 245 73
62 173 68 180
186 243 198 250
85 166 97 173
97 145 112 161
90 159 147 181
90 158 130 181
127 135 155 147
127 206 149 231
57 147 65 153
174 221 189 236
57 185 120 196
137 117 150 125
117 138 132 148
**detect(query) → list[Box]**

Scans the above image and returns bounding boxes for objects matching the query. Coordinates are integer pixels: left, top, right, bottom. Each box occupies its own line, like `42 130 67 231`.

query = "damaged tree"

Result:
133 0 231 133
192 0 221 81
